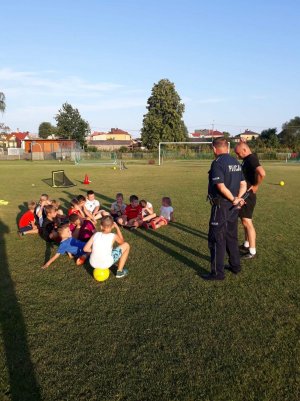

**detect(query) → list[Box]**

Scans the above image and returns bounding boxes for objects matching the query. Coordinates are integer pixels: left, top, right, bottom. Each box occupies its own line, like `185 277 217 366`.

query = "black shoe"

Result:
224 265 241 274
201 273 225 281
239 244 249 254
241 252 256 260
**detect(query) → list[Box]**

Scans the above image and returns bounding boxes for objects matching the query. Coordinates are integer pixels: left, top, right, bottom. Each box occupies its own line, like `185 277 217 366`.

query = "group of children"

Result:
18 190 175 278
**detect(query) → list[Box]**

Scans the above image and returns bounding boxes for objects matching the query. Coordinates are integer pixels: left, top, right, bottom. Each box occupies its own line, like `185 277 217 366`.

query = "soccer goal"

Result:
52 170 76 188
158 141 214 165
74 151 118 167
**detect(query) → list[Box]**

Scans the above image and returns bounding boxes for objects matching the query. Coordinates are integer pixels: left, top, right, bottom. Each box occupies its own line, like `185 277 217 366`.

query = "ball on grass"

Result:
280 181 285 186
113 166 117 170
93 268 110 282
32 184 35 187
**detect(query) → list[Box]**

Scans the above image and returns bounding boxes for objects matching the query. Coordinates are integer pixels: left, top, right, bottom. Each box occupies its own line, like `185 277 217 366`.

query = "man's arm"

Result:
42 253 60 269
250 166 266 193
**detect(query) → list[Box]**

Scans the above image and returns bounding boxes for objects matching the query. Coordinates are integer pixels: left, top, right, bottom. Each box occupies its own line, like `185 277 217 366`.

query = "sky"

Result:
1 0 300 137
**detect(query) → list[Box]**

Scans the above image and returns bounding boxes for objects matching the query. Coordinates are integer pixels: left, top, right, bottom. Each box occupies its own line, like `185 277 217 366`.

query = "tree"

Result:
55 102 90 146
38 122 58 139
260 128 279 147
279 116 300 149
0 92 6 113
141 79 188 149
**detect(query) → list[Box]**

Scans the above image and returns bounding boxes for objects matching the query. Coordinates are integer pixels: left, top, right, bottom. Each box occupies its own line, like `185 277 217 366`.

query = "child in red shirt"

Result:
118 195 143 229
18 201 39 236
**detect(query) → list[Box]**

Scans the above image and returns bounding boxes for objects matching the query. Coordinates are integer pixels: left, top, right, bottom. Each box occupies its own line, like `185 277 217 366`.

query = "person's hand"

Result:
232 197 245 208
249 185 258 194
113 222 119 229
41 263 49 269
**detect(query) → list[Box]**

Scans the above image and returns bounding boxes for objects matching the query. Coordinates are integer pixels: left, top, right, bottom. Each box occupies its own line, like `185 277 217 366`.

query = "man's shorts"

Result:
112 247 122 263
239 192 256 219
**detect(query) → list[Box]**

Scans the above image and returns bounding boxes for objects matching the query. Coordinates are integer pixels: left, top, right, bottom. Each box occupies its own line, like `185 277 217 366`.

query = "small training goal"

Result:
52 170 76 188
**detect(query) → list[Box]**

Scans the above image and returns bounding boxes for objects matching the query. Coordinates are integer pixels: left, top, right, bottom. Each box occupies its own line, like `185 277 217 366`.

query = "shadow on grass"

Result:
130 228 208 276
171 221 207 239
16 202 28 228
145 227 209 260
0 219 42 401
41 178 53 187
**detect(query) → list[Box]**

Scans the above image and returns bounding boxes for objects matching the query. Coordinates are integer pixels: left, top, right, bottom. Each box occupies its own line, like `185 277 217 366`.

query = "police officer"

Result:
201 137 247 281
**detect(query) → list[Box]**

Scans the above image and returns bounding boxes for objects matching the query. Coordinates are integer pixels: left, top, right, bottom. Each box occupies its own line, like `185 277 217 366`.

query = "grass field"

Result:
0 160 299 401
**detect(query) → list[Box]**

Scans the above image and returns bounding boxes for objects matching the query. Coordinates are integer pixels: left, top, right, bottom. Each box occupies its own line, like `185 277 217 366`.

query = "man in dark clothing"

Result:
234 142 266 259
202 138 247 281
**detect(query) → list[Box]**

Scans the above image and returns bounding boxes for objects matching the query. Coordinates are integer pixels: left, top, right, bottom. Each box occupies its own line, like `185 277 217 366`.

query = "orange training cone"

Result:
83 174 90 185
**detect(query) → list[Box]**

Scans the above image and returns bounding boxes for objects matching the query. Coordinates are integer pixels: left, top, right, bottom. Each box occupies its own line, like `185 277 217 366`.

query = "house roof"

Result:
10 132 29 140
88 140 132 146
191 130 223 138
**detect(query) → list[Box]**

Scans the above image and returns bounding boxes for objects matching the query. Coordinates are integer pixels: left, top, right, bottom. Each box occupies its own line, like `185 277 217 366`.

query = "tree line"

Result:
1 82 300 151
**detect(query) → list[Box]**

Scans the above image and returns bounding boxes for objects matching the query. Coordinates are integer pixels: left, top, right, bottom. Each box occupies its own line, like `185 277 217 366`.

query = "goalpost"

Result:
158 141 213 166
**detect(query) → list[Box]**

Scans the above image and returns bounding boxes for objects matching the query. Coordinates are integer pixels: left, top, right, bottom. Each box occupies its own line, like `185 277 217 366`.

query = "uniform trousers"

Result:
208 201 240 277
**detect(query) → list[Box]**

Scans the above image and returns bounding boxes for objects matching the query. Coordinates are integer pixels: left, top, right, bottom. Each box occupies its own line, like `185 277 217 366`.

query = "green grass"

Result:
0 160 299 401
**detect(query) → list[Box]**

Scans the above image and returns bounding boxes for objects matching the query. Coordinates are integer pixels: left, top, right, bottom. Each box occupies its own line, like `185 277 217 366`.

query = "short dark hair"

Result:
212 137 228 148
87 190 94 196
68 213 80 223
77 195 86 202
129 195 138 202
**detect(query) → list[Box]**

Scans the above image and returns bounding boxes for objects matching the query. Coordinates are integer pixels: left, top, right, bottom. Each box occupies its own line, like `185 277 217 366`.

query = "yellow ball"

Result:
93 268 110 282
280 181 285 186
113 166 117 170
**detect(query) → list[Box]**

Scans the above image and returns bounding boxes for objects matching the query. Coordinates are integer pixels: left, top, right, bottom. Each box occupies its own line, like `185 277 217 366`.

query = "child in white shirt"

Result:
150 197 174 230
84 215 130 278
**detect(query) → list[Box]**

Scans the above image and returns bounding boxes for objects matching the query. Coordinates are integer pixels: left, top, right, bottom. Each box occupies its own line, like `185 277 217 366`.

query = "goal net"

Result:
158 141 215 165
52 170 76 188
74 151 118 166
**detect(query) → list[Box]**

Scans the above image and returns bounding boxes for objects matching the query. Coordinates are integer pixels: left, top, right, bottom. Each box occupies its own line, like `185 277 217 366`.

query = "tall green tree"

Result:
38 122 58 139
141 79 188 149
260 128 279 147
55 102 90 146
279 116 300 149
0 92 6 113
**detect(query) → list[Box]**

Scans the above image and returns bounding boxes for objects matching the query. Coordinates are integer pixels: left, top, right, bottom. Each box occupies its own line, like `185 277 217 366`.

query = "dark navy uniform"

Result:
207 153 245 278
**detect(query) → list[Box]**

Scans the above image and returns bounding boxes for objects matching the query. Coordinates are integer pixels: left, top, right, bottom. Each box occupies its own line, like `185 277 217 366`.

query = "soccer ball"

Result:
280 181 285 186
32 184 35 187
93 268 110 282
113 166 117 170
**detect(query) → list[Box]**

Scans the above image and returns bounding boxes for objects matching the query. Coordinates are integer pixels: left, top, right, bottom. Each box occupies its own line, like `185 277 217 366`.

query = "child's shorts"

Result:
157 217 169 225
112 247 122 263
19 225 34 233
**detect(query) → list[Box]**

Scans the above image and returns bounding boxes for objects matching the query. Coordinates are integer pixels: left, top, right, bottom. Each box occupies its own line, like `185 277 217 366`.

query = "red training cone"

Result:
83 174 90 185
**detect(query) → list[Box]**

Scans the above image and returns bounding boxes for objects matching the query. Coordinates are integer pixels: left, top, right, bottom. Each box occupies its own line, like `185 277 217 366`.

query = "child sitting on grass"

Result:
35 193 51 227
150 197 175 230
18 201 39 236
139 199 156 229
41 224 88 269
85 190 109 220
110 192 127 222
117 195 143 229
68 198 86 219
68 213 96 242
41 205 60 243
84 215 130 278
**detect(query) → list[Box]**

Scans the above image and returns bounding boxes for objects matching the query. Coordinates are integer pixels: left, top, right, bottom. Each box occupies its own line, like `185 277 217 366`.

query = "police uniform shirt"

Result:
241 153 260 188
208 153 244 199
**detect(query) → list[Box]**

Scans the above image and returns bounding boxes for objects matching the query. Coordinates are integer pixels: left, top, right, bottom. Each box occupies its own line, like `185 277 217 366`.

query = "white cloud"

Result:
0 68 123 98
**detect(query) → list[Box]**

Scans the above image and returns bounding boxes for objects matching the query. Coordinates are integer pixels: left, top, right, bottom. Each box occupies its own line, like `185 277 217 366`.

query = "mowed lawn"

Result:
0 160 299 401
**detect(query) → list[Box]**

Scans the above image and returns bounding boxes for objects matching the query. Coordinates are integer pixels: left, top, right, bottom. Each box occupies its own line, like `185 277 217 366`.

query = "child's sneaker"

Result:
116 268 128 278
76 255 87 266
